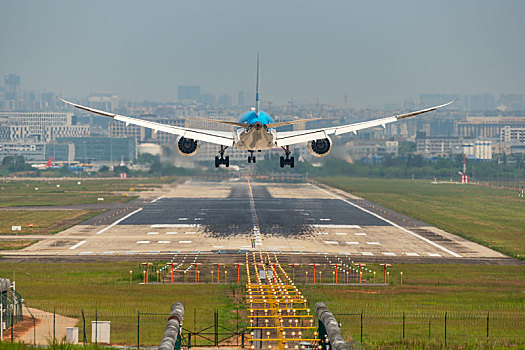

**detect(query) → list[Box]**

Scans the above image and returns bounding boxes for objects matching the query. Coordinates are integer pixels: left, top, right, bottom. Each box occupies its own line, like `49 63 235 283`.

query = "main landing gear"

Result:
247 151 256 164
280 146 294 168
215 146 229 168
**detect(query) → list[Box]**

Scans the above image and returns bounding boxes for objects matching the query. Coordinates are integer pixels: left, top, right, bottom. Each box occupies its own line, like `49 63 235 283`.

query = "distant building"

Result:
416 136 463 157
0 112 90 142
238 91 245 106
49 137 136 162
177 86 201 102
344 140 398 160
500 126 525 144
457 116 525 139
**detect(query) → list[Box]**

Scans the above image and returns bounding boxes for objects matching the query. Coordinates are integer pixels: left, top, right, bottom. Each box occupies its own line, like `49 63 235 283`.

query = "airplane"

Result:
31 156 53 169
59 56 454 168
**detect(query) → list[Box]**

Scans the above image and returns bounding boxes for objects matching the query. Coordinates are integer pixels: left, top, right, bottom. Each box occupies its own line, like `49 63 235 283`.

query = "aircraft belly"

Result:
235 129 275 150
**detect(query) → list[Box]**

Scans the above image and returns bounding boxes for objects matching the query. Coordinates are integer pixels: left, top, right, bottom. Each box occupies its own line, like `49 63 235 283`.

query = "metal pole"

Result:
81 309 86 344
486 312 489 341
402 312 405 338
137 311 140 349
0 300 3 341
214 309 218 346
360 311 363 343
428 317 431 339
53 309 56 344
95 309 98 346
444 312 447 346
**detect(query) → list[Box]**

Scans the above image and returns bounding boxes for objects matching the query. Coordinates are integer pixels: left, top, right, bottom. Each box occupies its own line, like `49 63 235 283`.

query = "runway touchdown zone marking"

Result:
313 185 462 258
69 240 86 250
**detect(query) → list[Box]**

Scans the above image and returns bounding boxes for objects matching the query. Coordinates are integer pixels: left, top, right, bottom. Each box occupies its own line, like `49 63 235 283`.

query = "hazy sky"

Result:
1 0 524 107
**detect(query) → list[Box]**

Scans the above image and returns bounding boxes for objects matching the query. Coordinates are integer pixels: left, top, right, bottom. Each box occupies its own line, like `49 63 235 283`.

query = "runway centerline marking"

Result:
346 241 359 245
96 207 143 235
355 232 367 236
147 232 159 235
69 240 86 250
151 196 164 203
313 185 462 258
136 240 150 244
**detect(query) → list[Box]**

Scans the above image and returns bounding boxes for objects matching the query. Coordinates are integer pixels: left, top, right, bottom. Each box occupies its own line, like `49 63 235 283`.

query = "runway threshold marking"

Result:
313 185 462 258
69 240 87 250
96 207 143 235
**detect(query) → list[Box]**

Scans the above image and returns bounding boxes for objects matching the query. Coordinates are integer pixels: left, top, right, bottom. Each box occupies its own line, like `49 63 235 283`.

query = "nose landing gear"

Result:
248 151 256 164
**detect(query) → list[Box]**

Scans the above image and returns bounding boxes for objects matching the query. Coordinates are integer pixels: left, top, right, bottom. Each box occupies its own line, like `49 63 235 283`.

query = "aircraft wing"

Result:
274 100 455 147
58 98 235 147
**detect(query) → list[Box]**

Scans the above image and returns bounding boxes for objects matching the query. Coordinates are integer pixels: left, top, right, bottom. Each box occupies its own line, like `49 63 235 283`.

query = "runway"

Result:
11 180 508 263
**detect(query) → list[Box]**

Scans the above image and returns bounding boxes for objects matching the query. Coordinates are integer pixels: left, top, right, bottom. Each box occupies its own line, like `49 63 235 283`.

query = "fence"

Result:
4 307 247 347
333 311 525 345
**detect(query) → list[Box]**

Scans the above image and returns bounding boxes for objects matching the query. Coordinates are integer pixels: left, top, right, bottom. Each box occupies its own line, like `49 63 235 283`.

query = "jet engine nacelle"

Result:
176 137 200 156
307 137 332 157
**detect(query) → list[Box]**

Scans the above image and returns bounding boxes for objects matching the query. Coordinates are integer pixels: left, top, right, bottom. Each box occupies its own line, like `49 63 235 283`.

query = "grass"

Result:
0 240 37 250
0 210 102 235
0 262 245 346
300 263 525 346
319 176 525 259
0 177 177 207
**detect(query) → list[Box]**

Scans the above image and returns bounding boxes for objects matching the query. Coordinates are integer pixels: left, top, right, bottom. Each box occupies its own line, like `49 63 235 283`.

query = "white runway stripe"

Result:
96 208 143 235
69 240 86 250
312 185 462 258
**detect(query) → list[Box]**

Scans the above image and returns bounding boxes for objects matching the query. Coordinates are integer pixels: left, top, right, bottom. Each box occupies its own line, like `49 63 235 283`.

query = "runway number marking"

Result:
312 184 462 258
96 207 143 235
69 240 87 250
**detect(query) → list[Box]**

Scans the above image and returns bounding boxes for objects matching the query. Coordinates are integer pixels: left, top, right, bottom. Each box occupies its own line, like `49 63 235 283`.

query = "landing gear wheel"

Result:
215 156 220 168
290 156 295 168
225 156 230 167
248 156 251 163
252 156 256 163
280 156 285 168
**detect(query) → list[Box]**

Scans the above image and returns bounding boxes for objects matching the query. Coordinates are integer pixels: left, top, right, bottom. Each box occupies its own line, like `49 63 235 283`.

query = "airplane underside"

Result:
215 126 295 168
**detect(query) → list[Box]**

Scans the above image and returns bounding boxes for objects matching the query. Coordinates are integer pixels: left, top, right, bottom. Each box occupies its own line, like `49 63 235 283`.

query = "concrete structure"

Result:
457 116 525 139
0 112 89 142
66 327 79 344
500 126 525 144
463 140 492 160
92 321 110 344
416 136 463 156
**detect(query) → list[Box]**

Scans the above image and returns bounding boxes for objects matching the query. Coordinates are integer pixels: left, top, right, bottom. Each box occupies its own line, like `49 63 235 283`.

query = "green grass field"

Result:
0 210 102 235
0 177 176 207
320 177 525 259
301 263 525 346
0 240 37 250
0 262 244 346
1 261 523 347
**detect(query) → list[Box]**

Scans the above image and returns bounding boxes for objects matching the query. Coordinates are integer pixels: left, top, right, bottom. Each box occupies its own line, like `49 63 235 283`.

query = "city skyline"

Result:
1 1 524 108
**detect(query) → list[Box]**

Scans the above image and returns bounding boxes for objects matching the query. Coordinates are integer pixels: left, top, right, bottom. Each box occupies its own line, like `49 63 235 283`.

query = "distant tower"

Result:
4 74 21 100
238 91 245 107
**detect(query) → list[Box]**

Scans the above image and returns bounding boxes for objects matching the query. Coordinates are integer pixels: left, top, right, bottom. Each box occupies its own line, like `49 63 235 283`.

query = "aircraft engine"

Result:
307 137 332 157
176 137 200 156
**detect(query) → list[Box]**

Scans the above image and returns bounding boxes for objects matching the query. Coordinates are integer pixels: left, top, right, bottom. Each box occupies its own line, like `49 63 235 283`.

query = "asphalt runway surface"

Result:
6 180 515 264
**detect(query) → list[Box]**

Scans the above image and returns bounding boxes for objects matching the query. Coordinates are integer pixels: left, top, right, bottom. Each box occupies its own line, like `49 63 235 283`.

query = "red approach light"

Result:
28 224 34 228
